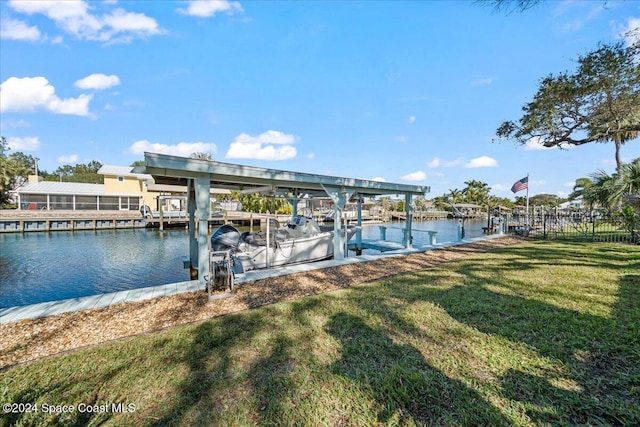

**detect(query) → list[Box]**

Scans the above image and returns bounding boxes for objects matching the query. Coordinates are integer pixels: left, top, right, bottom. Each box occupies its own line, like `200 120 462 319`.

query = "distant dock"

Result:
0 211 148 233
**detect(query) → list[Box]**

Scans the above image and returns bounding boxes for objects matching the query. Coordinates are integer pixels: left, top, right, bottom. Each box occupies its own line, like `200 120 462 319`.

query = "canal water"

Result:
0 218 487 308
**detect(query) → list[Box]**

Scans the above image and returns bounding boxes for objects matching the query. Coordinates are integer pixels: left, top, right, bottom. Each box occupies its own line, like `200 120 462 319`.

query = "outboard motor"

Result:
208 224 241 298
210 224 241 251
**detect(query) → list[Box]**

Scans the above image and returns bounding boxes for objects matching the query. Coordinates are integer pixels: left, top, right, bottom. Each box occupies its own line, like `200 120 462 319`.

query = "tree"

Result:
462 180 491 205
480 0 615 14
496 41 640 174
44 161 103 183
0 137 36 206
479 0 541 13
569 177 594 201
528 194 564 207
583 158 640 214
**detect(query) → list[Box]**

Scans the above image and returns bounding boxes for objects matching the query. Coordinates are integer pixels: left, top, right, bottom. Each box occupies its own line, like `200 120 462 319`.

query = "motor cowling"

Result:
210 224 241 251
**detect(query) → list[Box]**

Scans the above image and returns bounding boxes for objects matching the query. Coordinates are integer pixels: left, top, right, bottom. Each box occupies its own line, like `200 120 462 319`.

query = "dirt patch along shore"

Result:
0 237 521 369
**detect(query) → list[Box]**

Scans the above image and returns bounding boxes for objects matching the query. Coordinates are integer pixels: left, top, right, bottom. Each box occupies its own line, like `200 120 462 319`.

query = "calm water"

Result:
0 219 487 308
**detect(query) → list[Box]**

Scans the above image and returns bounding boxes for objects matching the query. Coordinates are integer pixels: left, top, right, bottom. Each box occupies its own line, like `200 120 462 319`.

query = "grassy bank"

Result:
1 240 639 426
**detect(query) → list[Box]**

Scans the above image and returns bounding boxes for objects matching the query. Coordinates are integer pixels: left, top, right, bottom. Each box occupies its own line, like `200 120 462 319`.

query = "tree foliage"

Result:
478 0 541 14
528 193 564 207
43 161 103 184
496 41 640 173
430 180 516 211
577 158 640 214
1 137 35 206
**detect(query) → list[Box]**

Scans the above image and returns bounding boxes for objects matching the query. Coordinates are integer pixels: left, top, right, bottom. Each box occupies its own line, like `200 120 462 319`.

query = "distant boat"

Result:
208 214 357 291
321 209 335 223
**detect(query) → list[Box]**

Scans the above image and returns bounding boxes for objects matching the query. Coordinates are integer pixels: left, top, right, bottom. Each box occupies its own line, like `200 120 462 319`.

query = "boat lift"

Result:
136 152 430 297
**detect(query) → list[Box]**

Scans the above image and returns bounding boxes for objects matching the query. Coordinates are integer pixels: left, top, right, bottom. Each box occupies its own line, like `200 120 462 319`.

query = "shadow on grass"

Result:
325 312 510 426
1 360 130 427
376 244 640 425
148 310 268 426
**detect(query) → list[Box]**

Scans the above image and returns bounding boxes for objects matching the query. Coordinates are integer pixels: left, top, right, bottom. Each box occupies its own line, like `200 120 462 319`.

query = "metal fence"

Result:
519 212 638 244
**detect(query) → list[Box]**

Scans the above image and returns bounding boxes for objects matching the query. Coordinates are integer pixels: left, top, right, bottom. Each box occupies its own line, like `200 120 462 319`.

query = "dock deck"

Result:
348 239 431 252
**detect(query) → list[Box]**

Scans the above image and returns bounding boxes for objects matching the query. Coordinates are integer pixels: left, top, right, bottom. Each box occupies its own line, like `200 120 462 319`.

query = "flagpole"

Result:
525 172 530 227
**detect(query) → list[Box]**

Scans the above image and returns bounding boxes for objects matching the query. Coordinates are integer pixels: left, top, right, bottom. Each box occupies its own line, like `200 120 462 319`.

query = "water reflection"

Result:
0 219 486 308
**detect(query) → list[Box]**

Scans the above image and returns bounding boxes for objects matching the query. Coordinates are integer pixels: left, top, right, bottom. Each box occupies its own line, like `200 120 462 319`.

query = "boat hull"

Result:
236 231 336 271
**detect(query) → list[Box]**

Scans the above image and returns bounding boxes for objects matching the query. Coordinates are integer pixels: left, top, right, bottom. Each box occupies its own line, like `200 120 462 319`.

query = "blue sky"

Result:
1 0 639 200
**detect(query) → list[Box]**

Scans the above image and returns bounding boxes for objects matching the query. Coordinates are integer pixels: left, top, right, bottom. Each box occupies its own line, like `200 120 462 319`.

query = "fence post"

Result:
591 214 596 242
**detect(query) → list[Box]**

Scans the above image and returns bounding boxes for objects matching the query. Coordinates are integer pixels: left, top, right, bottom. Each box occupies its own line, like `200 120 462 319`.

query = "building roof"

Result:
15 181 104 196
14 181 138 196
98 165 152 181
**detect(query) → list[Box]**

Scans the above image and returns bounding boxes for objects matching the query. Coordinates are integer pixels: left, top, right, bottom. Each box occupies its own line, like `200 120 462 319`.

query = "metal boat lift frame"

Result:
136 152 429 288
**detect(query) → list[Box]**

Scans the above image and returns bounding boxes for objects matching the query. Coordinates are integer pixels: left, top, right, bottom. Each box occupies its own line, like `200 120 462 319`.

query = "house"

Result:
13 165 153 211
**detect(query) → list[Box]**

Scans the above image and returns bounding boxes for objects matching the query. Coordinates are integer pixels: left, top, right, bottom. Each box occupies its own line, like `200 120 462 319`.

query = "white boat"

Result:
207 214 357 293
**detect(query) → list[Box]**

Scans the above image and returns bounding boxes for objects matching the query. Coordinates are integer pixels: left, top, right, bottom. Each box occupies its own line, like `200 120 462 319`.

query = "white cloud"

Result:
618 17 640 47
464 156 498 168
0 119 30 129
177 0 244 17
226 130 298 160
7 0 163 44
58 154 78 163
523 136 573 150
470 77 494 86
0 17 41 41
554 1 604 32
524 137 552 151
408 115 416 124
6 136 40 151
400 170 426 181
395 135 407 143
0 76 92 116
74 74 121 90
427 157 440 168
127 140 217 157
306 153 315 159
371 177 387 182
427 157 464 168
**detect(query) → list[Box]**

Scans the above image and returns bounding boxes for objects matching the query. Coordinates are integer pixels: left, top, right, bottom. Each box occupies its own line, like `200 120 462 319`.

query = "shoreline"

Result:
0 236 522 369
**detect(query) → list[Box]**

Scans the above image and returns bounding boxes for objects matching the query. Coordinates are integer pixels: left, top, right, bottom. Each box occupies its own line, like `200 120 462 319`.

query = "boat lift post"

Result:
355 196 363 255
322 186 355 261
196 175 211 286
403 193 413 249
187 179 198 280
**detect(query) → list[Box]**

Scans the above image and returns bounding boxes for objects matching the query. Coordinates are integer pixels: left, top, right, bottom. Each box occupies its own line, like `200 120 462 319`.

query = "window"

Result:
99 196 120 210
117 176 124 182
50 195 73 210
21 194 47 210
76 196 97 210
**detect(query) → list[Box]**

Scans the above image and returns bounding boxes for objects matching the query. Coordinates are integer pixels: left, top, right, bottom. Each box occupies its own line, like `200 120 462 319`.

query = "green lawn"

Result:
1 240 639 426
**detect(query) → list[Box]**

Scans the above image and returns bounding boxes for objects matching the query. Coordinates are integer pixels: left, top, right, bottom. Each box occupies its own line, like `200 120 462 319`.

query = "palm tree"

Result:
448 188 464 204
587 170 624 214
569 177 595 210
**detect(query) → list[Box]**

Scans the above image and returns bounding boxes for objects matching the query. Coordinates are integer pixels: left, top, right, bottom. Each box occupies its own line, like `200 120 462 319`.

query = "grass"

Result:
1 240 639 426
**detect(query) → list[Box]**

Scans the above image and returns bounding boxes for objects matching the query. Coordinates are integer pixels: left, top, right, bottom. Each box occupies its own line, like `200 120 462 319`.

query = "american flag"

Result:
511 176 528 193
